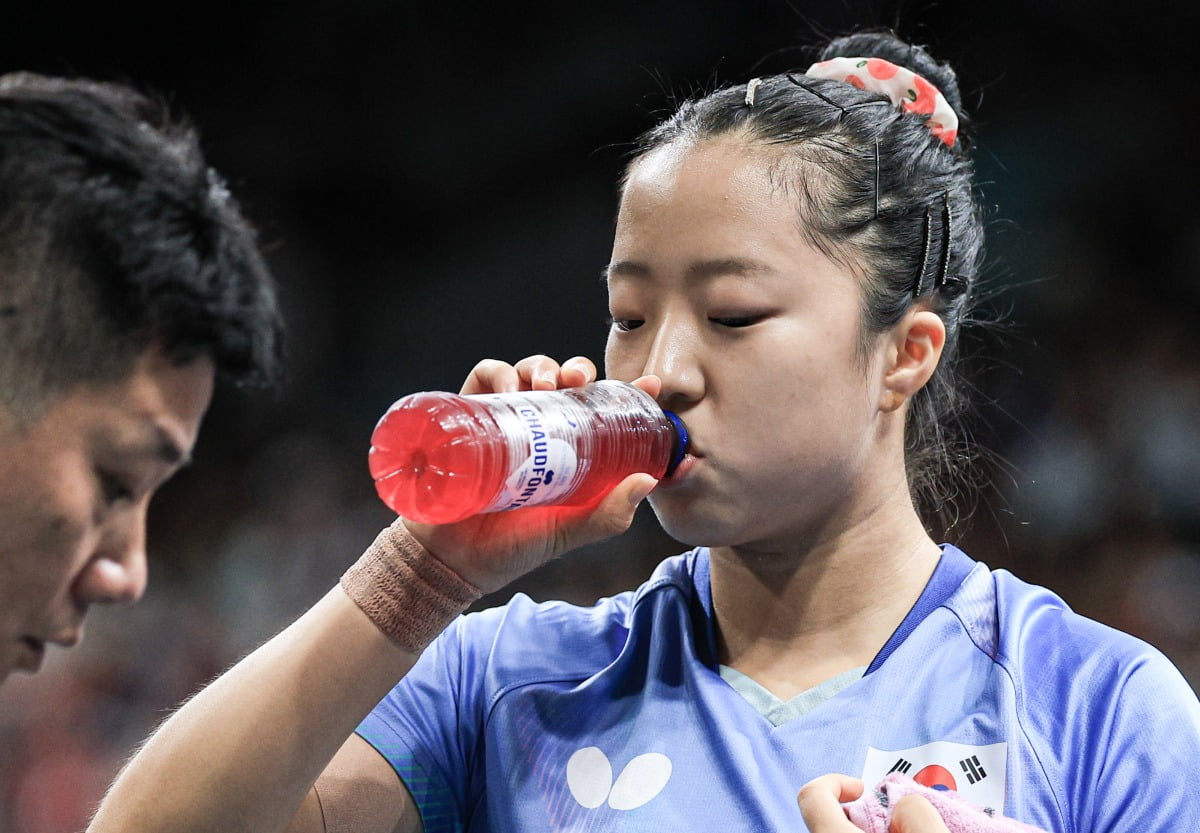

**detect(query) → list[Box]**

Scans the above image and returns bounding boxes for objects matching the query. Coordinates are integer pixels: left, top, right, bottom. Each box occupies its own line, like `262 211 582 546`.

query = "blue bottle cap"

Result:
663 411 689 476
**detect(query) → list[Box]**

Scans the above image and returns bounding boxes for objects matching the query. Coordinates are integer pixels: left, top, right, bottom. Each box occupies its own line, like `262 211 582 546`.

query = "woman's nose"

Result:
641 319 703 405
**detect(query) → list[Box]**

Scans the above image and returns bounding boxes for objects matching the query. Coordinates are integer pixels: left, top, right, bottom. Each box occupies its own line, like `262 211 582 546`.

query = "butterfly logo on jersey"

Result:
861 741 1007 810
565 746 673 810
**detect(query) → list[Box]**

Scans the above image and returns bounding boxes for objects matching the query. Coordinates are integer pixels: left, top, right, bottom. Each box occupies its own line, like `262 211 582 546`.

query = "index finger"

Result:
509 355 598 391
460 358 521 394
797 774 865 833
629 374 661 400
559 356 598 387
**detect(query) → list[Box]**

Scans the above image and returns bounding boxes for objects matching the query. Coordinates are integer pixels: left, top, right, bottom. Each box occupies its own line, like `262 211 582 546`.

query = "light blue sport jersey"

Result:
357 546 1200 832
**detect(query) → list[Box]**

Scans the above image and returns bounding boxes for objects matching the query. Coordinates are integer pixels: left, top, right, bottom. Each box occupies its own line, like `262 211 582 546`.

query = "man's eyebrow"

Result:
602 258 776 282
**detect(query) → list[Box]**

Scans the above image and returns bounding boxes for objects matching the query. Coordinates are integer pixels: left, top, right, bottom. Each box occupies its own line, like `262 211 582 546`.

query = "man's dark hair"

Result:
0 71 284 420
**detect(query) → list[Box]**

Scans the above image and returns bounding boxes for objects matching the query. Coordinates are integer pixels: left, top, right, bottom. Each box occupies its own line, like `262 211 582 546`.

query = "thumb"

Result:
797 774 866 832
889 795 950 833
567 473 657 547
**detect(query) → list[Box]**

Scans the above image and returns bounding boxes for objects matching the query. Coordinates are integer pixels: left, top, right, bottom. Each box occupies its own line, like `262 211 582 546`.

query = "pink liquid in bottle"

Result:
369 381 687 525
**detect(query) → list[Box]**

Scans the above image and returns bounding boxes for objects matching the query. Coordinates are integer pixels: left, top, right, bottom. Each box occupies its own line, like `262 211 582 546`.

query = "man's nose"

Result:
74 507 149 607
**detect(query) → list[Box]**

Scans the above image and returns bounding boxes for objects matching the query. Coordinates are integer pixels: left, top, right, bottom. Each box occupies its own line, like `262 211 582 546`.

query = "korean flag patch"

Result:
861 741 1007 811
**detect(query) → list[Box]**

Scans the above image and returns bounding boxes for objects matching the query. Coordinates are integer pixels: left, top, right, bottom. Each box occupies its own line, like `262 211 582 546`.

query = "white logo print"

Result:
566 747 673 810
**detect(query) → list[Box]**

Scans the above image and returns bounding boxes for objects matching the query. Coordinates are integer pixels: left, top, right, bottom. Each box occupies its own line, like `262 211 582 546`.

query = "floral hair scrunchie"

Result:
805 57 958 147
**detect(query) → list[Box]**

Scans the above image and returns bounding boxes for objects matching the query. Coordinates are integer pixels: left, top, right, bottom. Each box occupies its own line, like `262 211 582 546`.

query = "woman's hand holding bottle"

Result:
396 355 661 595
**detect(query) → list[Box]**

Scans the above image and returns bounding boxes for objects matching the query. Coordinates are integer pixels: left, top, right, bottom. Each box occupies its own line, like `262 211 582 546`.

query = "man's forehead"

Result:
89 352 214 464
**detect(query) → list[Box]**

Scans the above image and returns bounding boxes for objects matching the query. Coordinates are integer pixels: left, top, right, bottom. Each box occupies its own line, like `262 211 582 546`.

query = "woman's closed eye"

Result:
606 316 644 332
710 314 767 328
609 314 768 331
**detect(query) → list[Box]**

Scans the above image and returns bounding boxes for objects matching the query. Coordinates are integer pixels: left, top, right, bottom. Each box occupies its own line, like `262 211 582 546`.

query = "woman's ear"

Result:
879 309 946 413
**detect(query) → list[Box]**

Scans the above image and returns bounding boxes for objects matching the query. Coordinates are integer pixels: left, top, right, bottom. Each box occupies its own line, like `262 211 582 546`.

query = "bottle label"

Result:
485 400 581 512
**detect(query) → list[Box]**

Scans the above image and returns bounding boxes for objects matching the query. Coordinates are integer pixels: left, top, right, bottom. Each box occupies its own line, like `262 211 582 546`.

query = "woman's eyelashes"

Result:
709 315 764 328
606 315 643 332
607 313 767 332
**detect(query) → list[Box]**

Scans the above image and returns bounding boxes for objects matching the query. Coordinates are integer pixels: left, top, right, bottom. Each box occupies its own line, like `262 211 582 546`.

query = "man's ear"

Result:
879 309 946 413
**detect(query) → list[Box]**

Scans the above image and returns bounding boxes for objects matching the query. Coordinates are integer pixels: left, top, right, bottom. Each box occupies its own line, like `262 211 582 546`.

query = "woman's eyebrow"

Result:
603 257 776 283
601 260 651 282
684 257 777 281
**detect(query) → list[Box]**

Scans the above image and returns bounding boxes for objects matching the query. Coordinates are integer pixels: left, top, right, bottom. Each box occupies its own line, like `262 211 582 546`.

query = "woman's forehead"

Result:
626 134 773 185
612 139 870 297
623 140 789 218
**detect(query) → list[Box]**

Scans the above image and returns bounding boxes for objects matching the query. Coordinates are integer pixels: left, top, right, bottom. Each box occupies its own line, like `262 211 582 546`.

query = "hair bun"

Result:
817 30 969 144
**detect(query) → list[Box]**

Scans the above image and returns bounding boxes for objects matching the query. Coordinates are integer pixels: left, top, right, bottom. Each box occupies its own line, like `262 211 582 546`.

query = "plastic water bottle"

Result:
368 380 688 525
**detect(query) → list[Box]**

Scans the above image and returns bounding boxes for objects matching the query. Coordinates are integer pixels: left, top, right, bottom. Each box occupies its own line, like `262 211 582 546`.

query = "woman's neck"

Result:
708 484 942 701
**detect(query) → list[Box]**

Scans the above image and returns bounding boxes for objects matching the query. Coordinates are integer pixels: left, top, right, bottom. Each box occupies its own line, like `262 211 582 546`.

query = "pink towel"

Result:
843 773 1045 833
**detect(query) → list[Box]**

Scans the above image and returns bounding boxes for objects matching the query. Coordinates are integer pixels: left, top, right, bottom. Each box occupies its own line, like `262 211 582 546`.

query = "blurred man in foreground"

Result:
0 71 283 684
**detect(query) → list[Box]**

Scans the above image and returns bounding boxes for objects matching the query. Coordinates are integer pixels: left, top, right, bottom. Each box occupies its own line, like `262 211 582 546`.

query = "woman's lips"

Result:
658 451 700 489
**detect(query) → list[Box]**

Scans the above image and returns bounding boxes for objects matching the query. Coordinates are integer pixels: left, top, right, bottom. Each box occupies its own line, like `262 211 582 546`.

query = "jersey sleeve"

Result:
992 569 1200 832
1080 648 1200 832
355 610 498 833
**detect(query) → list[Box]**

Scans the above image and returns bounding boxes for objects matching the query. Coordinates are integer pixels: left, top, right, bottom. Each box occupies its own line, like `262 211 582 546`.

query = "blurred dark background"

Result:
2 0 1199 828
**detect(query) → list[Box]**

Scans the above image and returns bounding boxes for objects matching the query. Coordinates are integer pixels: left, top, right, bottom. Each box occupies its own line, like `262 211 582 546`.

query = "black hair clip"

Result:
784 73 891 121
936 192 952 289
912 192 953 298
873 137 880 220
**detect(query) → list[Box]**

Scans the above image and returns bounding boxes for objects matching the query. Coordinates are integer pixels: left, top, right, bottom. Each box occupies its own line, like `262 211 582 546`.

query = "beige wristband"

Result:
340 519 483 654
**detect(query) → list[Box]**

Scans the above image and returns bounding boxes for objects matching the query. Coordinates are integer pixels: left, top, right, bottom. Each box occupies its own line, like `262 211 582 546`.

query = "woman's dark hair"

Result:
624 30 985 532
